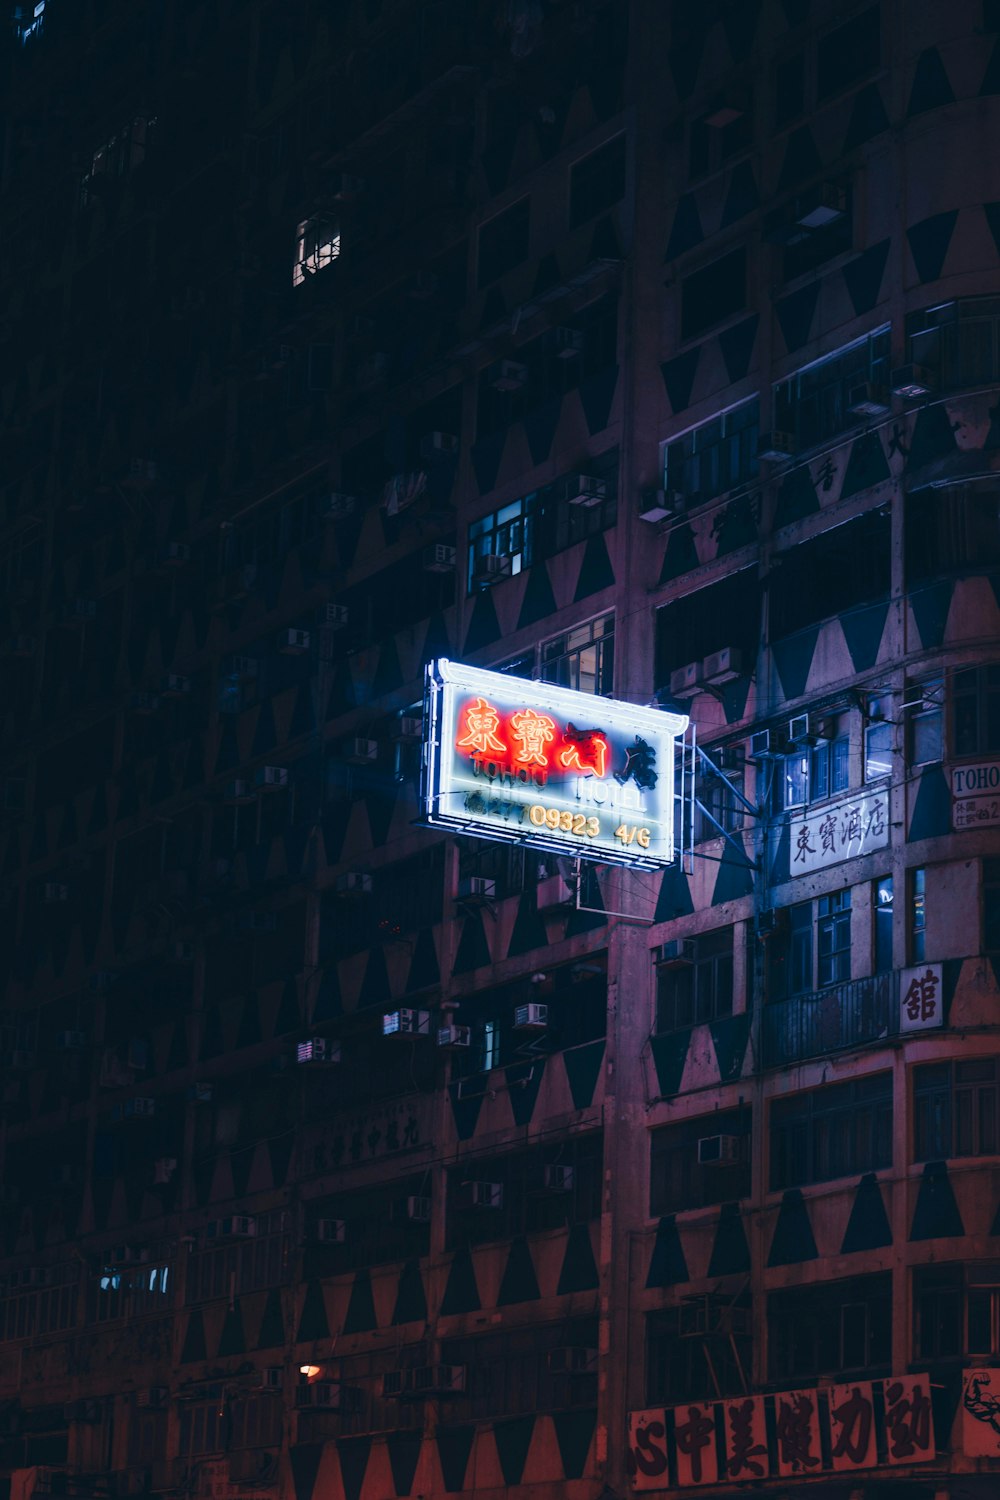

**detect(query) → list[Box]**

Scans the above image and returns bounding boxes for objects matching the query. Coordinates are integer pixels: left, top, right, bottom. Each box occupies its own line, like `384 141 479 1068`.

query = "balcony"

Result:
761 972 899 1068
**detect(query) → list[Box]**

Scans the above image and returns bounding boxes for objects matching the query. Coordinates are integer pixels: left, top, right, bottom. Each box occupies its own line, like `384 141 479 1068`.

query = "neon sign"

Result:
422 660 689 868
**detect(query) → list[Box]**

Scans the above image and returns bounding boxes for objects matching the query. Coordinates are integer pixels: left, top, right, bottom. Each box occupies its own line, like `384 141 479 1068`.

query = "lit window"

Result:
13 0 45 44
865 697 893 782
910 867 926 963
293 217 341 285
539 614 614 696
774 326 890 451
907 677 943 766
874 875 893 973
80 118 155 204
662 398 759 507
952 665 1000 758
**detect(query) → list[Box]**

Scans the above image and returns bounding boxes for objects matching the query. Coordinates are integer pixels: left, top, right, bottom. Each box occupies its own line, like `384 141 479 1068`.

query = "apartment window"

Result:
986 860 1000 952
874 875 894 972
293 216 341 285
307 1177 432 1275
467 456 618 592
539 614 614 696
229 1394 282 1451
779 723 849 810
178 1395 225 1458
910 868 927 963
80 117 155 203
914 1059 1000 1161
477 198 530 288
907 297 1000 392
770 1073 892 1190
91 1263 170 1324
908 678 943 766
645 1299 751 1404
694 763 745 843
187 1213 287 1303
0 1264 78 1343
681 247 747 341
769 511 891 638
14 0 45 43
816 6 881 100
445 1136 603 1248
450 960 608 1081
773 326 889 451
654 568 760 684
818 890 852 985
768 1274 890 1381
649 1108 751 1215
655 929 736 1033
440 1318 598 1419
915 1264 1000 1361
906 488 1000 585
457 838 533 902
865 697 893 782
662 399 759 506
569 134 626 227
688 92 754 181
768 891 852 998
953 665 1000 758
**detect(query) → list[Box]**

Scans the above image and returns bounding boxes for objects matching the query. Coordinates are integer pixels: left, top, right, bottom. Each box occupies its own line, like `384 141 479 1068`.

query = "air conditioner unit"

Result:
405 1195 432 1222
457 876 495 903
107 1244 146 1265
317 1218 346 1244
161 673 191 696
343 737 378 763
224 779 253 804
395 715 423 740
382 1009 431 1038
56 1031 86 1050
548 1346 597 1373
135 1387 167 1410
5 634 36 657
129 458 159 485
702 647 742 686
44 882 69 903
419 431 459 460
252 1368 284 1390
236 911 276 934
638 489 681 524
324 492 358 520
463 1180 503 1210
207 1215 257 1239
295 1381 359 1411
544 1164 574 1192
113 1097 156 1123
564 473 607 508
472 553 512 584
357 352 389 388
670 662 704 700
697 1134 740 1166
335 871 372 896
537 874 573 910
757 431 796 461
513 1002 548 1030
225 654 258 681
4 1049 34 1069
410 1364 466 1394
437 1024 472 1049
187 1082 213 1103
331 172 364 200
488 359 528 391
890 363 935 399
848 381 890 417
545 326 584 359
296 1037 341 1065
160 542 191 567
382 1371 406 1398
756 908 780 938
255 765 288 790
794 182 846 229
408 270 439 299
278 628 310 654
65 1398 103 1424
655 939 696 967
129 691 160 715
63 598 96 623
787 713 827 748
323 604 349 630
422 544 456 573
749 728 784 759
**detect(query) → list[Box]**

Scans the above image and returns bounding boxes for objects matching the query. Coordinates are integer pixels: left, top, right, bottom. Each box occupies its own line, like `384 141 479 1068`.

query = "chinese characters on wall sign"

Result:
423 660 689 869
786 789 889 876
899 962 943 1031
951 761 1000 829
628 1376 936 1490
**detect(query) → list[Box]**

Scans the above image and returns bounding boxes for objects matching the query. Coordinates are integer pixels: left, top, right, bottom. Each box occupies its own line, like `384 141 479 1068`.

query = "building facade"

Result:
1 2 1000 1499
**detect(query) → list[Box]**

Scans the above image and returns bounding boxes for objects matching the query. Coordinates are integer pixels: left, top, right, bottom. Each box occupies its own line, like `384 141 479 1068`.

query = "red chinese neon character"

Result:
509 708 556 766
557 723 609 778
457 697 506 756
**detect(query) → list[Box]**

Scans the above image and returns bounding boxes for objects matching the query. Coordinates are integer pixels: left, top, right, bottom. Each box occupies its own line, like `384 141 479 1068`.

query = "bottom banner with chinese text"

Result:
628 1375 935 1490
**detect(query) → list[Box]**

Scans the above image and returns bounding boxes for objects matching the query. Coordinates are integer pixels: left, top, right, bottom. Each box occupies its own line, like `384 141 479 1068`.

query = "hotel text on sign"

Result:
422 660 689 868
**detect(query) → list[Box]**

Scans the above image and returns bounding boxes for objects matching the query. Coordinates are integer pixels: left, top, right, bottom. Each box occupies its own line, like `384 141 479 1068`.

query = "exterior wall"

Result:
0 3 1000 1500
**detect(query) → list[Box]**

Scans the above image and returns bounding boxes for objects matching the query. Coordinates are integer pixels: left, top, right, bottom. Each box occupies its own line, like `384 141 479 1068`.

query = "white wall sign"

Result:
951 761 1000 829
422 660 689 869
899 963 943 1031
788 789 889 876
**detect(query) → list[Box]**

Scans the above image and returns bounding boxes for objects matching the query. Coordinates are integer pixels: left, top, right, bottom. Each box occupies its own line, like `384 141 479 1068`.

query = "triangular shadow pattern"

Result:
767 1188 819 1266
841 1173 893 1253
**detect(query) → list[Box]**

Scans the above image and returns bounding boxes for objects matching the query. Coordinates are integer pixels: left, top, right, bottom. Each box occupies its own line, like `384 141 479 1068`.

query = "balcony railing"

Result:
761 972 899 1068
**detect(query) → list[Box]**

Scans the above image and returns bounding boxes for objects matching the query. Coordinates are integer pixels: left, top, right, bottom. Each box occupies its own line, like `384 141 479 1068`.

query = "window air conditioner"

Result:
419 431 459 460
395 716 423 740
638 489 681 524
238 911 277 933
382 1009 431 1038
543 1165 574 1192
331 173 364 200
697 1134 740 1166
317 1218 346 1244
253 1368 283 1390
324 492 358 520
545 327 584 359
405 1195 432 1223
335 871 372 897
513 1002 548 1030
749 728 786 759
295 1382 359 1411
702 647 742 686
890 363 935 399
113 1098 156 1123
422 544 456 573
6 634 36 657
4 1049 34 1070
462 1181 503 1210
848 381 890 417
56 1031 87 1050
410 1364 466 1394
129 691 160 715
548 1346 597 1373
794 182 846 229
563 473 607 508
224 779 253 803
161 673 190 696
225 655 258 680
187 1082 213 1103
135 1387 167 1410
160 542 191 566
44 882 69 903
255 765 288 790
655 939 696 967
206 1215 257 1239
488 359 528 392
296 1038 341 1065
536 874 573 910
323 604 349 629
457 876 495 903
669 662 704 700
408 270 440 300
472 553 512 584
278 628 310 654
382 1371 406 1398
437 1024 472 1049
343 738 378 763
756 431 795 461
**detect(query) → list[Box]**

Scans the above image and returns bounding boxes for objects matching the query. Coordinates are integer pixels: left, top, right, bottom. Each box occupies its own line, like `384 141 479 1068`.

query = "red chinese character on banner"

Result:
557 723 609 778
724 1397 768 1479
627 1410 669 1489
775 1391 821 1475
509 708 556 766
457 696 506 756
673 1403 717 1486
903 968 939 1023
885 1376 935 1463
829 1382 876 1469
